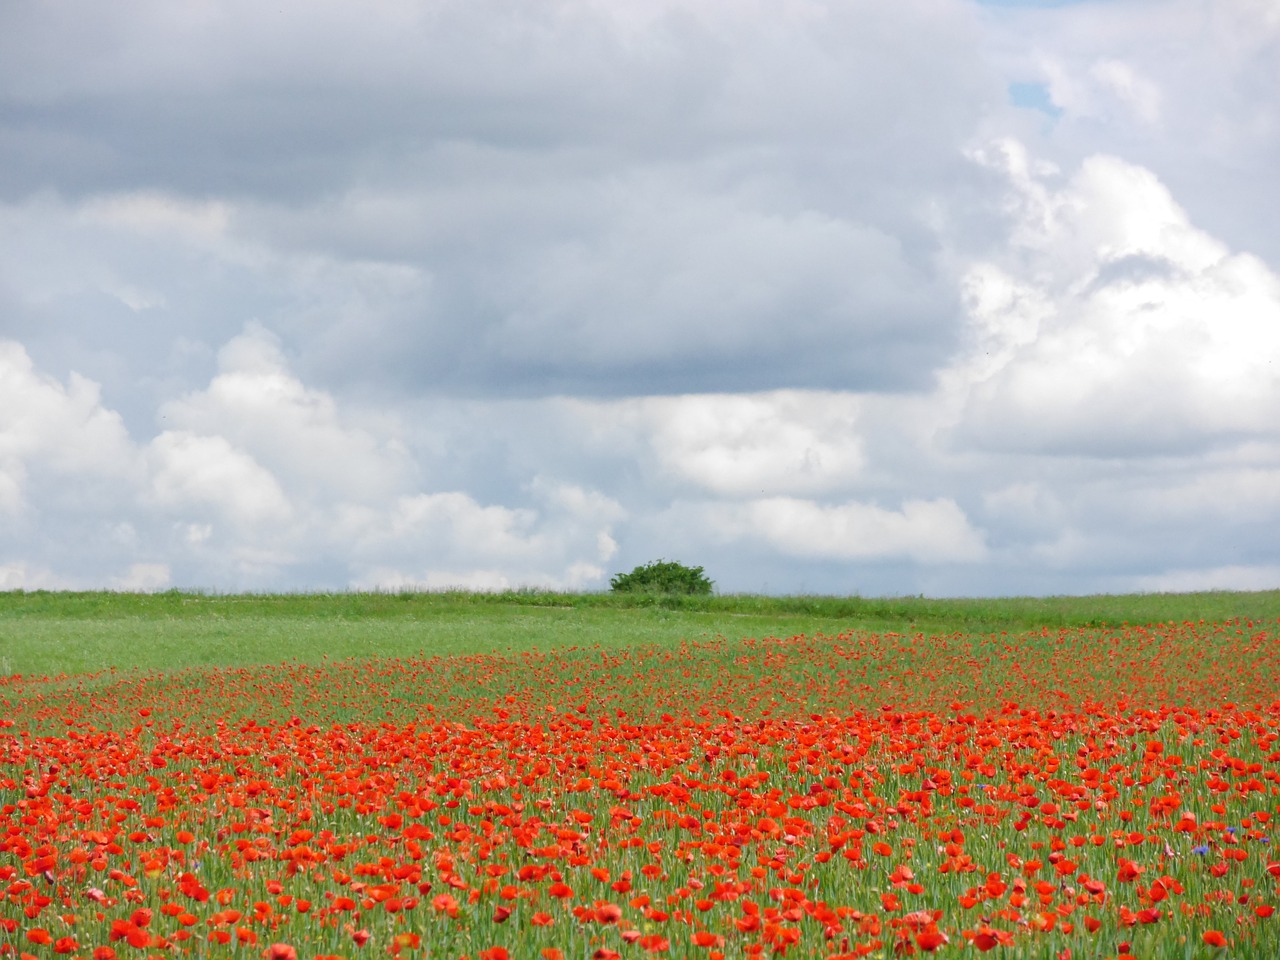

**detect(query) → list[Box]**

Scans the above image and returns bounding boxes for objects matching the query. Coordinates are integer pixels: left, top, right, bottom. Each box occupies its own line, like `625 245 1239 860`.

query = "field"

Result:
2 590 1279 959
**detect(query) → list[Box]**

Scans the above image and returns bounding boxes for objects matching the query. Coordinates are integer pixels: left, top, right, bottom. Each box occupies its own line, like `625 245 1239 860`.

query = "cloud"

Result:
706 496 987 564
1 1 1278 598
339 479 625 591
569 391 865 497
146 431 293 528
947 141 1280 456
1043 57 1162 126
80 191 233 247
1126 564 1280 594
107 562 172 592
351 562 609 594
1 324 627 591
151 336 628 588
1130 464 1280 524
1 0 996 398
981 0 1280 265
478 189 952 394
0 339 137 514
0 0 993 197
0 562 72 591
981 482 1066 537
160 323 416 503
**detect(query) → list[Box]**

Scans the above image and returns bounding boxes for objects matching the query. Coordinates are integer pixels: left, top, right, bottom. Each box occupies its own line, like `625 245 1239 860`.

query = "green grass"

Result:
2 587 1278 678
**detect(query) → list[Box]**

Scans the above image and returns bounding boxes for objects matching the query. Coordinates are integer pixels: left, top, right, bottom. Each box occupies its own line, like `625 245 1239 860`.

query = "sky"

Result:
1 0 1278 597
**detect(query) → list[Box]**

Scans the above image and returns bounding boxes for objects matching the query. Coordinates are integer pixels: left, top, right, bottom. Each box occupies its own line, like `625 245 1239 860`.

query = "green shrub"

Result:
610 560 714 595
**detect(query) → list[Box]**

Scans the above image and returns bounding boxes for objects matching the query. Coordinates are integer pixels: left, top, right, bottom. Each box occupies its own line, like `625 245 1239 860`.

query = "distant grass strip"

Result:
5 586 1280 624
2 587 1278 679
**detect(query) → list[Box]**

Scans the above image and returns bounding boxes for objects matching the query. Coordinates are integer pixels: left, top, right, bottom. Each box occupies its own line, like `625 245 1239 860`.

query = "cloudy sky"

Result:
2 0 1278 596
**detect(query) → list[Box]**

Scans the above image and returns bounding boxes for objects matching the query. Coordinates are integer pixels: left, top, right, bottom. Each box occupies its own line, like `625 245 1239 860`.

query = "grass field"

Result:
4 587 1280 677
2 589 1279 959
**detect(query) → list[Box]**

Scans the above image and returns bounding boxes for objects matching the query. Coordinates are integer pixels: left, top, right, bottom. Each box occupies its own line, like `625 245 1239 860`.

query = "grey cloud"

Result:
1086 252 1185 293
2 0 1278 597
0 0 992 199
1 0 997 400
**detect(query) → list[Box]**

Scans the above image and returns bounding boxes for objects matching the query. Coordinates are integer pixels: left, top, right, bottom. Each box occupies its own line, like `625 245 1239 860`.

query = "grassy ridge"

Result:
3 587 1279 678
5 585 1280 623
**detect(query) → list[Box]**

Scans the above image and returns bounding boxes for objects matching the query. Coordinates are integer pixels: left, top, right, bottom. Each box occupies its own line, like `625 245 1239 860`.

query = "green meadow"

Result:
3 587 1278 678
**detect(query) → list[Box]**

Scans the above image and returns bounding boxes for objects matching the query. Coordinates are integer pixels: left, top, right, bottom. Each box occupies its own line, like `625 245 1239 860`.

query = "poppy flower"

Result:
594 903 623 924
915 930 948 951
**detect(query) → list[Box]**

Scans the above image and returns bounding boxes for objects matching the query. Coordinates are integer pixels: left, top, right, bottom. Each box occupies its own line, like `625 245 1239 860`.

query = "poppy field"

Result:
3 615 1279 958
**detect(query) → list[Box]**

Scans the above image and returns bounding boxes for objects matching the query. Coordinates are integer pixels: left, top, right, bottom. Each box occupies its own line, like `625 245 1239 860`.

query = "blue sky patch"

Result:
1009 81 1064 118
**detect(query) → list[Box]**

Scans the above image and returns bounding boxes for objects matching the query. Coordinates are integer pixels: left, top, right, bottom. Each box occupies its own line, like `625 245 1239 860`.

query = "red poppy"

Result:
915 930 948 952
594 903 623 924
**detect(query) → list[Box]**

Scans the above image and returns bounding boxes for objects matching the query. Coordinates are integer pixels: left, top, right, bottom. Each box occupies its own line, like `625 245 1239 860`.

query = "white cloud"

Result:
161 323 415 502
0 562 72 591
352 567 516 593
50 326 627 592
1127 564 1280 594
1044 57 1162 126
708 496 987 564
79 192 233 248
1130 466 1280 523
146 431 292 527
386 493 542 558
340 479 625 591
1089 60 1162 125
108 562 172 592
0 340 135 484
948 142 1280 455
352 560 608 594
572 391 865 497
183 523 213 545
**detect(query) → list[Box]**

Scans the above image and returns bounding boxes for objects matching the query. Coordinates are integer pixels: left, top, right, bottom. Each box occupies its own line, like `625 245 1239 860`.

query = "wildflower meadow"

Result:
2 603 1278 959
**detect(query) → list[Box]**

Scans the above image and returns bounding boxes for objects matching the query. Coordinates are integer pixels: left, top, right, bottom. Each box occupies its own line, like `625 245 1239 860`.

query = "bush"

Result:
610 560 714 595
